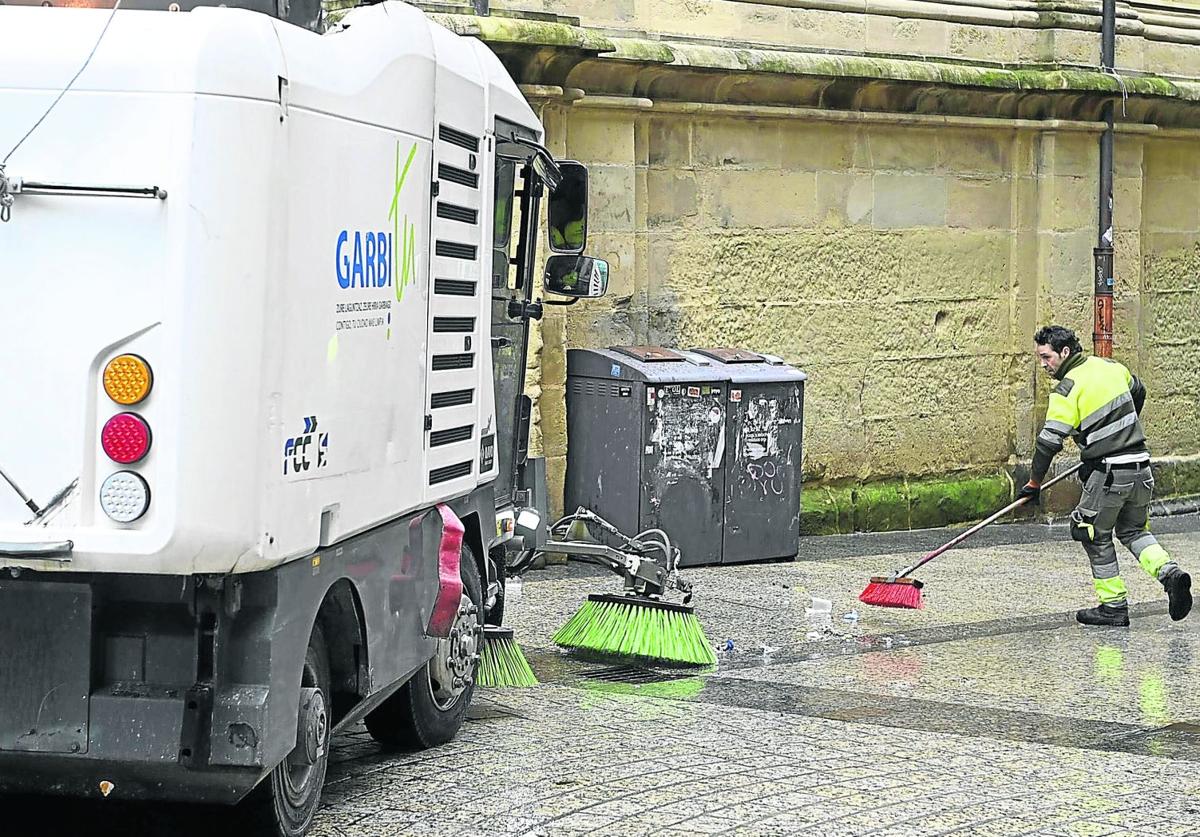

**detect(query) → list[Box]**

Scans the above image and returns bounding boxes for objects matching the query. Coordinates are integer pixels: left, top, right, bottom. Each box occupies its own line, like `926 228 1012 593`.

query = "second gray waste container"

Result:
565 346 728 567
689 348 806 564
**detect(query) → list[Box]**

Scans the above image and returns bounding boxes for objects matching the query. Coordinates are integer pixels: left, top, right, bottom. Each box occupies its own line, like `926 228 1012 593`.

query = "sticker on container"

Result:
731 389 742 403
647 389 656 406
687 386 701 398
619 386 631 397
610 363 622 378
645 445 655 455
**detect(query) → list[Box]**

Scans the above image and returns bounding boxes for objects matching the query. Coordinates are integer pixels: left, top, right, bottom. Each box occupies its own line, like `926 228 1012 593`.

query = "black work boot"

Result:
1076 603 1130 627
1162 569 1193 622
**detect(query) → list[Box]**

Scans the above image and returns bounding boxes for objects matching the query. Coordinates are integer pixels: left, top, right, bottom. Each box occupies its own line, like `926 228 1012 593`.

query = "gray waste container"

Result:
689 348 807 563
566 346 728 567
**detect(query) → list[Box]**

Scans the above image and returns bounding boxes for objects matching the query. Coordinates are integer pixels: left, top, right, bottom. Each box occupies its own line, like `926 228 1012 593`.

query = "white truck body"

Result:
0 2 535 575
0 4 594 825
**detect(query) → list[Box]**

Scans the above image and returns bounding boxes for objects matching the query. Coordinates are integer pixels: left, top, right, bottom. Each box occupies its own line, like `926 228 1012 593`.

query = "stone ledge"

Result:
431 13 1200 101
735 0 1145 32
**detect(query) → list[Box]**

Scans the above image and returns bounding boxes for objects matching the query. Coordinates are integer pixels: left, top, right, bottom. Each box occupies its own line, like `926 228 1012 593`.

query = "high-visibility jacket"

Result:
1031 353 1148 483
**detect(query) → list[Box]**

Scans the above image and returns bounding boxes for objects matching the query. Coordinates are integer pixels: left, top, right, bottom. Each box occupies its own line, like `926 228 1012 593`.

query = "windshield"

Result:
0 0 322 32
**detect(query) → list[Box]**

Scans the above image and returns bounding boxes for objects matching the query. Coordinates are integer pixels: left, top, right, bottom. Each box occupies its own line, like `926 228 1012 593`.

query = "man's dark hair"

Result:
1034 325 1083 355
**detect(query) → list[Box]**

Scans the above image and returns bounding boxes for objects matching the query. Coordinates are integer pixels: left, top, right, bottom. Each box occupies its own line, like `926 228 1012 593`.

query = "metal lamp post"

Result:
1093 0 1117 358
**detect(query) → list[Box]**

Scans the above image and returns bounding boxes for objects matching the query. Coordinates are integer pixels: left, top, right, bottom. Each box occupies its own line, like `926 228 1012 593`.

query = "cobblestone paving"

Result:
310 684 1200 837
15 520 1200 835
308 522 1200 836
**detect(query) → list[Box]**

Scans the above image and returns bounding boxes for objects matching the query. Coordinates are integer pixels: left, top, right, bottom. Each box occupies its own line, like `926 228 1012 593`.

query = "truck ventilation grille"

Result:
433 317 475 333
429 461 473 485
432 353 474 371
436 241 477 261
431 389 474 409
430 424 474 447
438 125 480 152
434 279 476 297
437 203 478 225
438 164 478 189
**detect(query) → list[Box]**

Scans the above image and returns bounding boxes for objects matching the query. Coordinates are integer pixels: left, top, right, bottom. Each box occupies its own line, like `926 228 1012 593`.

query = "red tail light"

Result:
101 413 152 464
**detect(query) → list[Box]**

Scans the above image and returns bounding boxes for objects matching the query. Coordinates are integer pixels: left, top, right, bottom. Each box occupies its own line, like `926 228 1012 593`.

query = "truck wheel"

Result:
365 547 482 749
254 621 331 837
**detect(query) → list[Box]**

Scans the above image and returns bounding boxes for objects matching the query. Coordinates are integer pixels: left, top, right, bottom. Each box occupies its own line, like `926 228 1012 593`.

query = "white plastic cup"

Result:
805 596 833 626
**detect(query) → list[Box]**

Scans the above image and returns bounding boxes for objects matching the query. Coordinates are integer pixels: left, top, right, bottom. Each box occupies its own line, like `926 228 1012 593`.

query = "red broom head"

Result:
859 576 924 609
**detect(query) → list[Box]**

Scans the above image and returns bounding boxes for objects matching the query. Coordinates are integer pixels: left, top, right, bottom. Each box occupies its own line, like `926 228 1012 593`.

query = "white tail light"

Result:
100 471 151 523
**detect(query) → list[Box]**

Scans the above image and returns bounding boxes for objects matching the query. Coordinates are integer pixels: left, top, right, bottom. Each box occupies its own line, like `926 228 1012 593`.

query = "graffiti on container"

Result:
747 459 785 497
648 392 725 502
734 395 799 498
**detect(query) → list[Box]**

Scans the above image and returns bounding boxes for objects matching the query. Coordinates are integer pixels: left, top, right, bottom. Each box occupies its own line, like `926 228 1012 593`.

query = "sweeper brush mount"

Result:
539 507 694 604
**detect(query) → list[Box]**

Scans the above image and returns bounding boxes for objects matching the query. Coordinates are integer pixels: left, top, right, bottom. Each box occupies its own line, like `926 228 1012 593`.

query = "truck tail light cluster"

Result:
99 354 154 523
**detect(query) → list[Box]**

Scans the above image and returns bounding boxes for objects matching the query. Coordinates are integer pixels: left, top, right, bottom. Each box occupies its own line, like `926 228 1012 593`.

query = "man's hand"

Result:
1017 481 1041 505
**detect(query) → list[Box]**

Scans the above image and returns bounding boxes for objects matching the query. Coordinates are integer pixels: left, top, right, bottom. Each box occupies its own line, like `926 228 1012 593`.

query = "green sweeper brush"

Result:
478 626 538 688
859 462 1083 609
545 509 717 668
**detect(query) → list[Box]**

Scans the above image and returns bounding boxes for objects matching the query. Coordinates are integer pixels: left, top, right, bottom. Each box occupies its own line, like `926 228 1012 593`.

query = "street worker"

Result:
1018 325 1191 627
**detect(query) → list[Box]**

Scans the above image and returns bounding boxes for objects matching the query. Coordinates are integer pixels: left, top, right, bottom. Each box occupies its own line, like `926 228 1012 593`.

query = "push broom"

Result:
859 463 1083 609
478 549 540 688
548 508 717 668
478 627 538 687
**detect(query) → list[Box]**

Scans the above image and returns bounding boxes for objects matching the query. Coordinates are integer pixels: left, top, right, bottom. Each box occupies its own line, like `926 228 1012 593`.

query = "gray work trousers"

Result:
1070 463 1172 605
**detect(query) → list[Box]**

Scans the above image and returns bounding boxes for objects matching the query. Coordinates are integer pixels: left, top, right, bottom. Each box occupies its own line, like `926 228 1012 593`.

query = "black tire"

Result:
250 621 331 837
365 546 482 750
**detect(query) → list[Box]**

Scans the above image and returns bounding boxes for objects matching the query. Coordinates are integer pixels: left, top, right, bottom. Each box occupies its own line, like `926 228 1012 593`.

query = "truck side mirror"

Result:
547 162 588 255
544 255 609 298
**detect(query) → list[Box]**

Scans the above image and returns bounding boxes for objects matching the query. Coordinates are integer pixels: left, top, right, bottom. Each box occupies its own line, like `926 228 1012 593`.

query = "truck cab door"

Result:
488 142 535 508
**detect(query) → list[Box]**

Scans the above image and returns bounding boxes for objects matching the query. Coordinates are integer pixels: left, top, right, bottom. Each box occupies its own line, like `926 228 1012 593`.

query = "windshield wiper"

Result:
500 134 562 190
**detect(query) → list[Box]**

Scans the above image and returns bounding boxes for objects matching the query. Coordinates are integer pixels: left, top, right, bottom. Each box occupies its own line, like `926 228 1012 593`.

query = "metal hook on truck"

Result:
0 1 608 834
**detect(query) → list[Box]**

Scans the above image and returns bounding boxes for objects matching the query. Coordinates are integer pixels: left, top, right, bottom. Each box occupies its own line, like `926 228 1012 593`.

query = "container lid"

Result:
687 347 808 384
611 346 685 363
566 348 729 384
691 348 763 364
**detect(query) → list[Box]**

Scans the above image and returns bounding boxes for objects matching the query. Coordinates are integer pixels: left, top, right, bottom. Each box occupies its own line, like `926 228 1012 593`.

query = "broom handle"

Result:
897 462 1083 578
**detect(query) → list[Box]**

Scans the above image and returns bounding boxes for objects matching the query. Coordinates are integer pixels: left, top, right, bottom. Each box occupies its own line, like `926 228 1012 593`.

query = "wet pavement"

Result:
11 515 1200 835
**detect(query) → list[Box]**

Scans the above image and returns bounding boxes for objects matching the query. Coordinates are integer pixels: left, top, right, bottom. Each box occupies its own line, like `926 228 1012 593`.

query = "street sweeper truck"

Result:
0 0 607 833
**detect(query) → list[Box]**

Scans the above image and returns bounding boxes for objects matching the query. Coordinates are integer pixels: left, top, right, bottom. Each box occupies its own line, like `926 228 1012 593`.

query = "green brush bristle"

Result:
553 596 717 668
477 632 538 688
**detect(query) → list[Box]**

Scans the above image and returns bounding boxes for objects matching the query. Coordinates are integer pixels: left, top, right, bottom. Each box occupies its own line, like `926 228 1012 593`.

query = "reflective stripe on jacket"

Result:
1032 354 1148 482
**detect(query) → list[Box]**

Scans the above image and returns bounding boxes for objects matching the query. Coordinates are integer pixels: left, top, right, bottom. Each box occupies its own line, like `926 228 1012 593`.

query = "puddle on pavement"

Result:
518 612 1200 764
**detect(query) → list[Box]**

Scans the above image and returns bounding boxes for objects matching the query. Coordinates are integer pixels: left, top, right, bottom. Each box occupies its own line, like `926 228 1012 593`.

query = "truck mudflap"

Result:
0 581 91 755
426 503 465 637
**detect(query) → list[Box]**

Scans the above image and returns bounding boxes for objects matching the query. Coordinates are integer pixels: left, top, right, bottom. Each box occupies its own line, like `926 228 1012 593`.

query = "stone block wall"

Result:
412 0 1200 530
